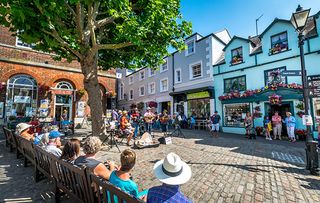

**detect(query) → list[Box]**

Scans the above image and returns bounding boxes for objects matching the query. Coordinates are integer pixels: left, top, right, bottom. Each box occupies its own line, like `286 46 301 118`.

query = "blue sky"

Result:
180 0 320 38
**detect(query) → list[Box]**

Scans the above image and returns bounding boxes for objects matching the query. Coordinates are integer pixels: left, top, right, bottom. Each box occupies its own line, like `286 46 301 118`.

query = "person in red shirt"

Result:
29 115 41 134
120 111 134 146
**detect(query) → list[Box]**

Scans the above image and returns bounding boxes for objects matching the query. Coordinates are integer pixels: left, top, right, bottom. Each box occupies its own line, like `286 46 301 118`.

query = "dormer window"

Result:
186 39 195 56
269 32 288 55
230 47 243 65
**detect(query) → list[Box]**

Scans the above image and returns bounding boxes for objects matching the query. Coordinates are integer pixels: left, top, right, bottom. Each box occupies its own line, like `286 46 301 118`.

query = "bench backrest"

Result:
50 157 94 203
4 127 15 147
34 145 53 179
88 172 144 203
20 137 36 165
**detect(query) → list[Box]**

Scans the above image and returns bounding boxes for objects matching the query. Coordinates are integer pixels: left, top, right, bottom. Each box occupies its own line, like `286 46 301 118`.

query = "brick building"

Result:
0 26 116 124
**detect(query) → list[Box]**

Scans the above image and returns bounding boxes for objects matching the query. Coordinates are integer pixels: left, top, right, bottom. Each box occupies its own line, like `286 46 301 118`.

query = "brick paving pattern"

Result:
1 129 320 202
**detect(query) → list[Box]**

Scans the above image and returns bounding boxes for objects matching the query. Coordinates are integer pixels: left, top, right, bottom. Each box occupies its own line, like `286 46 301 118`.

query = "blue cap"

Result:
49 131 61 139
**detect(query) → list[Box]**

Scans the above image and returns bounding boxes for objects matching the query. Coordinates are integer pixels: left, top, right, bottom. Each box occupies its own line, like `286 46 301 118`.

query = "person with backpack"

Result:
210 111 221 137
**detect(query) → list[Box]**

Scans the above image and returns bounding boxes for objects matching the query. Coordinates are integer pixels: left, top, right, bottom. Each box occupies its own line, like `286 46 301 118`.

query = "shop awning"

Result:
221 88 303 104
169 86 215 96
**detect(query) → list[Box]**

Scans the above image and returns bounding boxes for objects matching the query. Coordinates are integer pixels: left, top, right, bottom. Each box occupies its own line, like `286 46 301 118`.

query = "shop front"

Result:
219 83 305 135
187 91 211 119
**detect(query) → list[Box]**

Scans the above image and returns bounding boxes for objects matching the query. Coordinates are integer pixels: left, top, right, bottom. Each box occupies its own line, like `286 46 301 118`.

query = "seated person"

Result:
120 111 134 146
44 131 62 157
60 138 81 163
147 152 192 203
16 123 34 141
29 115 41 134
33 126 51 146
109 149 147 201
74 136 116 180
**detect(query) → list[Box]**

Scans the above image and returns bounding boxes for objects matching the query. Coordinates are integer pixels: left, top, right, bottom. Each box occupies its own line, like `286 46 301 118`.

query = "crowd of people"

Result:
14 122 193 202
244 111 298 142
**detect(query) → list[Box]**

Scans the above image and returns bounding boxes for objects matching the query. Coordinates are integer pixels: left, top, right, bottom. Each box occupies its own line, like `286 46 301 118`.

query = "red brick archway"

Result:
1 68 43 83
47 74 81 90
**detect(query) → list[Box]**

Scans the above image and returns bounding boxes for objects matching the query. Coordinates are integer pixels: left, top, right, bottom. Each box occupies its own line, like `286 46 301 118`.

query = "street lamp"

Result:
291 5 319 175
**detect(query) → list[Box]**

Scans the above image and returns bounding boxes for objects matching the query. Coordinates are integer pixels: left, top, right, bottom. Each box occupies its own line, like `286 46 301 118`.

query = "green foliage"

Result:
0 0 192 69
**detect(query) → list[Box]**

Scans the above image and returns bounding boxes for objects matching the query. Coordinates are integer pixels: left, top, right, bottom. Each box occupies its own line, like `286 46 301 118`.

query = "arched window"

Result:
55 81 74 90
6 74 38 117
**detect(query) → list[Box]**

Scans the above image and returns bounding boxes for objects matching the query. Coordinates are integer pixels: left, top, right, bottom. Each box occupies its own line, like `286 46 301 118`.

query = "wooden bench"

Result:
11 131 24 159
87 172 145 203
19 137 36 167
2 127 14 151
50 156 94 203
34 145 54 182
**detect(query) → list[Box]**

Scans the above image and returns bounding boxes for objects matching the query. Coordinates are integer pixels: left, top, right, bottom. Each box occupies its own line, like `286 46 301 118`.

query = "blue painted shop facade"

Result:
213 12 320 137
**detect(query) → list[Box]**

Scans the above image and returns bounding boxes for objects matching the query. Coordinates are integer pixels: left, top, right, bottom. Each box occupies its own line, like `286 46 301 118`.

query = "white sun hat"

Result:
16 123 32 135
153 152 192 185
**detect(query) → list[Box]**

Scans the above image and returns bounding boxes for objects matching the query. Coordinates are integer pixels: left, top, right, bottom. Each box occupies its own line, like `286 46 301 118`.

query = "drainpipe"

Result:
171 53 175 114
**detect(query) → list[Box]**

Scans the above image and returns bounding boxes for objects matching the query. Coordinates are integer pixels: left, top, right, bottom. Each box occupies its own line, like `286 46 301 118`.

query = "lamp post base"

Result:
305 139 319 176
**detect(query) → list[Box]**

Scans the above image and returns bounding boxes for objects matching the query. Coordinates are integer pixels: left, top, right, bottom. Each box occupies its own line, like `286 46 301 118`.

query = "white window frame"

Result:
189 61 203 80
119 83 124 100
139 85 145 96
149 68 155 77
148 82 156 94
129 76 134 85
185 39 196 56
160 59 168 73
139 70 145 81
175 68 182 84
16 36 34 49
129 89 134 100
160 78 169 93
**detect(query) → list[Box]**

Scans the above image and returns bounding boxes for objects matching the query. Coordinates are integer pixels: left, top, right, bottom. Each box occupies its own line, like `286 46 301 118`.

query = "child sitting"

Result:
263 116 272 140
109 149 147 202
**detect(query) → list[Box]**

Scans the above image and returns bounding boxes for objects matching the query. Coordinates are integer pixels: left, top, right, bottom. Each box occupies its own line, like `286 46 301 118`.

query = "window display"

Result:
313 98 320 128
187 98 210 118
6 74 38 118
223 103 250 127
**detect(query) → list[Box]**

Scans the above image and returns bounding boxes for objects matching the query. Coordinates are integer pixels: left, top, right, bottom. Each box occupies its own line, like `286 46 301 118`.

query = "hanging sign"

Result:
302 115 313 126
281 70 301 76
308 75 320 97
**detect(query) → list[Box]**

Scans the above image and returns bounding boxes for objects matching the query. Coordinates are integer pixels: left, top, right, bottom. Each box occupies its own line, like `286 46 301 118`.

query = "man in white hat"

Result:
147 152 192 203
144 107 154 134
16 123 34 141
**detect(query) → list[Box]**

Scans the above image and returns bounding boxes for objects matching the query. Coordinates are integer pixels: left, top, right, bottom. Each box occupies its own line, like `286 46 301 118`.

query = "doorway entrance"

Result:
265 101 294 137
55 94 72 121
160 101 171 114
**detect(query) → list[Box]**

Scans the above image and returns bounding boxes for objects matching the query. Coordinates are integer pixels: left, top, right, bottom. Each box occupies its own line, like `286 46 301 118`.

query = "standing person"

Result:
131 108 140 139
147 152 192 203
189 116 196 129
120 111 134 146
111 109 119 121
144 107 154 134
210 111 221 137
244 112 253 138
272 111 282 140
284 112 296 142
159 110 169 133
263 116 272 140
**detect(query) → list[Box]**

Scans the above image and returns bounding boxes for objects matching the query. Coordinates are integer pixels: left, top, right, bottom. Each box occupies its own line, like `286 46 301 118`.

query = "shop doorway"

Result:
265 101 294 137
54 94 72 121
160 101 170 114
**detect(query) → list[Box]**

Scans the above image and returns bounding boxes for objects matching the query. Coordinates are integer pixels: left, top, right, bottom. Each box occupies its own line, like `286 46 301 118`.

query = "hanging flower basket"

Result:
148 101 158 108
269 94 282 105
296 111 305 118
130 103 137 109
106 90 116 97
0 83 6 92
137 102 144 110
77 88 86 98
295 102 304 110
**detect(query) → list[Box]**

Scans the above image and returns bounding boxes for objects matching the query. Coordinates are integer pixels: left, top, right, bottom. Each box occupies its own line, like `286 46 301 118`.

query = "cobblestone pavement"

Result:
1 129 320 203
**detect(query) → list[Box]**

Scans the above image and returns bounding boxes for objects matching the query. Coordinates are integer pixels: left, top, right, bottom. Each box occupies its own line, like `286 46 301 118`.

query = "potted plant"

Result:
255 126 264 136
295 129 307 141
295 102 304 110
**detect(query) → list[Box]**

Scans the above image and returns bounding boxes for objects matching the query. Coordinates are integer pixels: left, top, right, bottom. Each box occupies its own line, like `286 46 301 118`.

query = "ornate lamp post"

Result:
291 5 319 175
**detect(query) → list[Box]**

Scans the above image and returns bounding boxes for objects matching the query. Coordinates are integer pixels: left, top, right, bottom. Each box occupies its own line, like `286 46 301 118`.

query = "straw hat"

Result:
153 152 192 185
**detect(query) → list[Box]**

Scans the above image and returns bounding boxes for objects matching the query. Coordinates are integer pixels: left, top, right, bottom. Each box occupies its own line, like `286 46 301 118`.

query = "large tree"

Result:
0 0 191 136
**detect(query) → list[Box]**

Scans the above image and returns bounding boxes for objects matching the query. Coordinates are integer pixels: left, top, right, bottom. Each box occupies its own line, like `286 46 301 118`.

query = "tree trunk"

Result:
80 54 103 136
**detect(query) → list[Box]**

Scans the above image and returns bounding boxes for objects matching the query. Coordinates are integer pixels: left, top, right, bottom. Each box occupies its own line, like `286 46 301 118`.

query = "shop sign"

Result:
187 91 210 100
308 75 320 97
14 96 30 103
77 101 86 117
281 70 301 76
53 89 73 95
302 115 313 126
